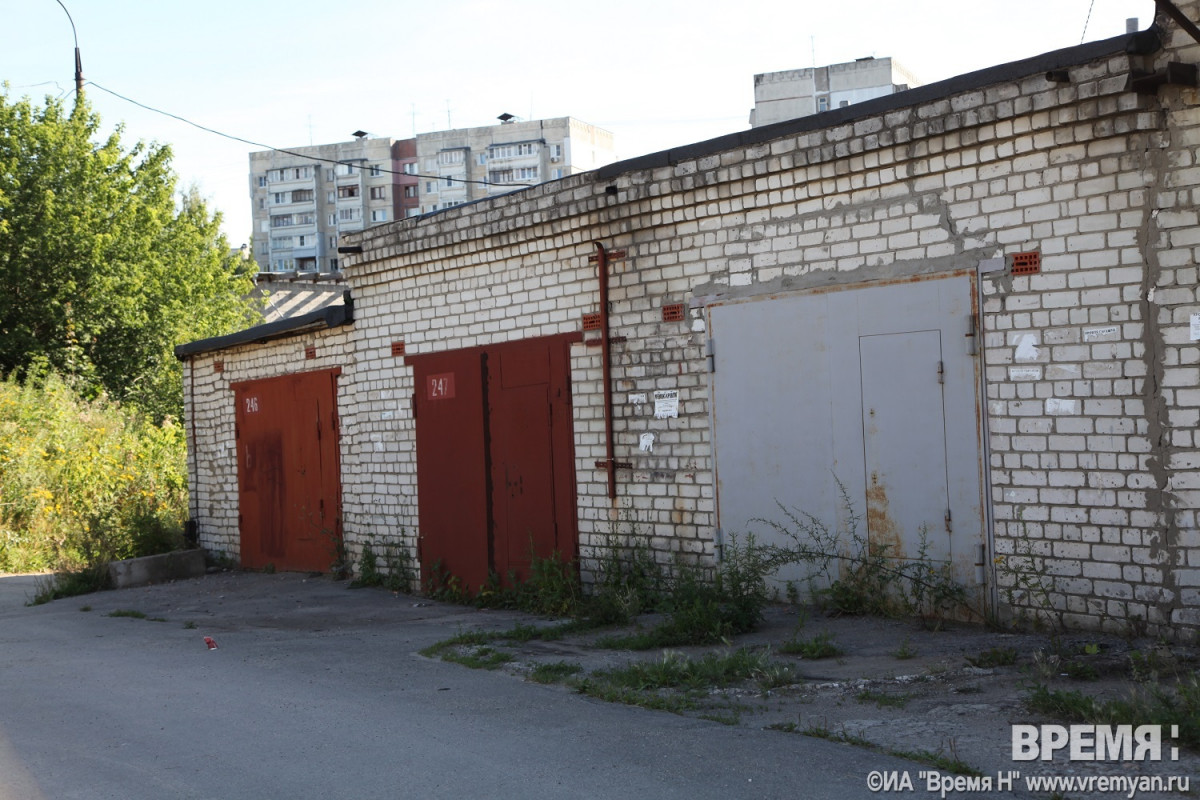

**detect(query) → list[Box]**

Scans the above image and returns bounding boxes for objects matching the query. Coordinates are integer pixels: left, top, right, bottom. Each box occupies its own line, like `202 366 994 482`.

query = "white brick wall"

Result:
186 5 1200 637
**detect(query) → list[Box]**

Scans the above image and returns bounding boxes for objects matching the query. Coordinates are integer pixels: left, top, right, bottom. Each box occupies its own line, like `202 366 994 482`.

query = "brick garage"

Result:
181 4 1200 638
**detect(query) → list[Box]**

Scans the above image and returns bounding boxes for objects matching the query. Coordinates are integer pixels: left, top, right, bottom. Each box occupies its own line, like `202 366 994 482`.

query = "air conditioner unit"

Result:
550 156 561 163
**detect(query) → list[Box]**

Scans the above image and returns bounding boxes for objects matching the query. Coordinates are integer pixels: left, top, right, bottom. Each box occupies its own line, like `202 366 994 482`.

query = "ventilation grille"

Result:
213 361 224 374
391 340 406 357
1011 251 1042 275
662 303 685 322
582 313 602 331
304 345 317 360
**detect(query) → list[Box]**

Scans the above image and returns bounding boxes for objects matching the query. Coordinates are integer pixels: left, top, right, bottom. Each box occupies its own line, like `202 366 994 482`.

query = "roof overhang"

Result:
174 294 354 360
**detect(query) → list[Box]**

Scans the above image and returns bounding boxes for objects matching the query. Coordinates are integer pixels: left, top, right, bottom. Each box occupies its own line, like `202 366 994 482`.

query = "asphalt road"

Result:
0 572 912 800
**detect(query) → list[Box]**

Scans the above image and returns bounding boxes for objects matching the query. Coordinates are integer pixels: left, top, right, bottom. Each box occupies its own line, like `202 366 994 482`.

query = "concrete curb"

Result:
107 550 206 589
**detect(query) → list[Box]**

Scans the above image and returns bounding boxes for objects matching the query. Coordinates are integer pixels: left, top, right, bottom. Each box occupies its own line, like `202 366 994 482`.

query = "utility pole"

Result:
53 0 84 103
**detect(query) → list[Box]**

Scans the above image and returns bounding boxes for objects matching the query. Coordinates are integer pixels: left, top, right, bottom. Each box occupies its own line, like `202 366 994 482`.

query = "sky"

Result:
2 0 1156 248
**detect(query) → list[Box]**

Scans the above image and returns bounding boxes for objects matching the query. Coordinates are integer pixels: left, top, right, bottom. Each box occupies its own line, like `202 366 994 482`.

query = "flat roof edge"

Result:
174 296 353 359
597 29 1161 181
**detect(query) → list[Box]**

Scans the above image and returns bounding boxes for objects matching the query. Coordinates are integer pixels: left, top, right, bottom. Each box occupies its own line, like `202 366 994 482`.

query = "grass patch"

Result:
779 631 843 659
529 661 583 684
966 646 1016 668
28 565 111 605
892 639 917 660
108 609 148 619
441 646 512 670
1025 673 1200 749
855 689 911 709
769 722 981 776
419 630 493 659
570 648 790 718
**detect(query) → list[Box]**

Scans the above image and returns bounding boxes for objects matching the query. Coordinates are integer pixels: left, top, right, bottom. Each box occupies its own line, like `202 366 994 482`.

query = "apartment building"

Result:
249 136 418 274
414 116 616 213
749 56 920 127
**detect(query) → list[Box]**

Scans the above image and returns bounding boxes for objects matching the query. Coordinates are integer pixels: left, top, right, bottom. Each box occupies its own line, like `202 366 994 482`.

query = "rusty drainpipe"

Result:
594 241 618 501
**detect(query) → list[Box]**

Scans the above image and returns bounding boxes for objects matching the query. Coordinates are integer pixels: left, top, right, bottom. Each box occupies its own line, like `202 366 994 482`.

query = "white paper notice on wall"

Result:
1013 333 1040 362
1083 326 1120 342
1191 313 1200 341
653 390 679 419
1009 366 1042 380
1045 398 1079 416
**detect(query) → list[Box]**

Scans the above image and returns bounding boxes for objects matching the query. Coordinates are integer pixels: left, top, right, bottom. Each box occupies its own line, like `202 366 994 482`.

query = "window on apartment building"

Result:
271 214 293 227
330 257 339 270
258 176 268 187
477 153 488 165
271 236 292 249
550 144 562 159
404 186 417 198
258 198 266 209
327 191 335 203
437 150 464 165
403 163 417 175
328 213 336 225
425 181 434 192
273 258 295 271
268 169 282 182
371 209 388 222
326 169 335 181
818 96 829 112
369 186 388 200
328 235 337 248
337 185 360 199
296 235 308 247
296 213 316 225
338 207 361 221
514 167 538 181
489 169 513 184
552 168 563 179
369 164 382 177
292 189 314 202
273 192 288 204
442 176 454 187
257 241 269 254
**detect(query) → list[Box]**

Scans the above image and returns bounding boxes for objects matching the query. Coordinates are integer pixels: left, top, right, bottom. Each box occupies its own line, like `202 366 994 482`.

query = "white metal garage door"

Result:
708 273 986 588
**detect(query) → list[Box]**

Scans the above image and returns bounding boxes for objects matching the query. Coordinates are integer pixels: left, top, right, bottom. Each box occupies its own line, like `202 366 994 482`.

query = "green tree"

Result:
0 89 260 419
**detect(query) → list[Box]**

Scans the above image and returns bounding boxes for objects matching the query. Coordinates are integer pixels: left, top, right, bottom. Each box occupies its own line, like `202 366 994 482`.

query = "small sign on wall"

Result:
1191 313 1200 341
653 390 679 419
427 373 456 401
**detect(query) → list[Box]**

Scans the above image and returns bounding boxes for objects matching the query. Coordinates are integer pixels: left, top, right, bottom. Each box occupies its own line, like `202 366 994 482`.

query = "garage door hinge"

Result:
937 360 944 384
965 315 978 356
705 338 716 373
945 507 953 533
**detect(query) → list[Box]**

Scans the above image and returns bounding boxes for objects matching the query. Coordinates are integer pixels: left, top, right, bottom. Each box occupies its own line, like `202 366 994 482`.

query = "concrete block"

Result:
108 550 207 590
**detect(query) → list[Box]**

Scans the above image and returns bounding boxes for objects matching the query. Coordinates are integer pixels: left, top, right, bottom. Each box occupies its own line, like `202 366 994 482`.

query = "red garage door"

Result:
233 369 342 572
411 335 577 592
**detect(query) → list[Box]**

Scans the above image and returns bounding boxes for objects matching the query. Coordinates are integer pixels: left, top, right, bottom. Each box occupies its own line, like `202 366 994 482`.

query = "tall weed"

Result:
0 372 187 573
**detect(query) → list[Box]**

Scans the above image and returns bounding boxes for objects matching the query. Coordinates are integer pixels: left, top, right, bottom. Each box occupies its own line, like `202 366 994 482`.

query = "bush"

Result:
0 371 188 574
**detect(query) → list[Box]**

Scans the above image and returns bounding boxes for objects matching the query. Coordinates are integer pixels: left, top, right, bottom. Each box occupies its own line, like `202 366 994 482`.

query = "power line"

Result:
1080 0 1097 43
86 80 536 189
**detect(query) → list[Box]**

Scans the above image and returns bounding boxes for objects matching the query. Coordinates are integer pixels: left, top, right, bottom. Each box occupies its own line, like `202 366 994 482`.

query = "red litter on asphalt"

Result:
204 637 218 650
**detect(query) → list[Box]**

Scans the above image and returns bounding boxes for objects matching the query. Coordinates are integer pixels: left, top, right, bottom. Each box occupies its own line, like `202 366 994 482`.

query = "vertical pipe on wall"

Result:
594 241 618 501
